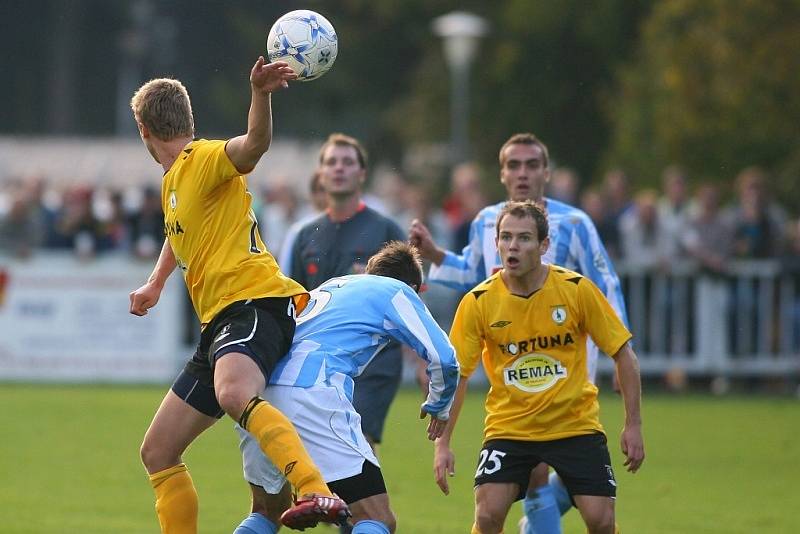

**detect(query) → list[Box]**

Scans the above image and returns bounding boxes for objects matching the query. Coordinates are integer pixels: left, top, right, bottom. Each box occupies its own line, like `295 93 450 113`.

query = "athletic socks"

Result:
239 396 329 496
233 512 278 534
148 463 198 534
523 483 561 534
548 472 573 516
352 520 390 534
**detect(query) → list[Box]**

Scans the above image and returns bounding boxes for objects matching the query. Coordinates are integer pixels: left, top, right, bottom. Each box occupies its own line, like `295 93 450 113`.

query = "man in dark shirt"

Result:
289 133 406 461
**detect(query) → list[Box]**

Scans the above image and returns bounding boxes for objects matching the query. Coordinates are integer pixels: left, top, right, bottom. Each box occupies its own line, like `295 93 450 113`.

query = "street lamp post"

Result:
432 11 489 164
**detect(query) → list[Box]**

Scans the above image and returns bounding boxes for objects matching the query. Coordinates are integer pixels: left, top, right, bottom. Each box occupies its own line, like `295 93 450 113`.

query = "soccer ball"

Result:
266 10 338 82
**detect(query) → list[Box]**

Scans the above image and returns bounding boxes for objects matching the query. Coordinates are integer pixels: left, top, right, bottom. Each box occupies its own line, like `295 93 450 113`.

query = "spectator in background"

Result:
546 167 580 205
619 189 675 270
446 162 488 251
657 165 693 261
598 169 632 260
725 166 787 259
580 187 620 260
0 186 42 258
682 183 733 275
277 171 326 272
45 184 114 258
259 179 306 259
128 185 164 259
101 189 130 251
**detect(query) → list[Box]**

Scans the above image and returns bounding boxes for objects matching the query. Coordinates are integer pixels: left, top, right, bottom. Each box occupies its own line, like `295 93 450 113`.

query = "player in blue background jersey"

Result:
234 242 460 534
410 133 629 534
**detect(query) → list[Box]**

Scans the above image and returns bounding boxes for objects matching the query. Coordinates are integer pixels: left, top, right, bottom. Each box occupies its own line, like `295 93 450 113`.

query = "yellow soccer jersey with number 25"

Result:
450 265 632 442
162 139 307 325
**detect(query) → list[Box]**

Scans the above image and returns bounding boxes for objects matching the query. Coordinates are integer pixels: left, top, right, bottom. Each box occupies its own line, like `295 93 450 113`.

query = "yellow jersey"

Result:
162 139 307 325
450 265 631 442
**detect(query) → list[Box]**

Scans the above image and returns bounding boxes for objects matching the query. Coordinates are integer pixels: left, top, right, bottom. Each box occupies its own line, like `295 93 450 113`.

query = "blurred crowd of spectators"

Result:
1 164 798 275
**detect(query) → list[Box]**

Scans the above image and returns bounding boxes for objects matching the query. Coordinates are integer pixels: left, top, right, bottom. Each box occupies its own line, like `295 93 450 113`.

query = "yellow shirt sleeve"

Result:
449 292 484 377
195 139 241 193
578 277 632 358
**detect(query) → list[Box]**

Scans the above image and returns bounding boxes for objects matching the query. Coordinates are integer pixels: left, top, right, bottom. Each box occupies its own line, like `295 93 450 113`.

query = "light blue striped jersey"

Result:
269 274 460 419
429 197 628 327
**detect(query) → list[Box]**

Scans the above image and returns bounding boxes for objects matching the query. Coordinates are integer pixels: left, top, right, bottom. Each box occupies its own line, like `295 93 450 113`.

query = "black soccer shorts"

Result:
172 297 296 418
474 433 617 501
327 459 388 504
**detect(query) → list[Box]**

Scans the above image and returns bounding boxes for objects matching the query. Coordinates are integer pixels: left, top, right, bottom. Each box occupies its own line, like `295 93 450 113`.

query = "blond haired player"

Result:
128 57 348 533
434 201 644 534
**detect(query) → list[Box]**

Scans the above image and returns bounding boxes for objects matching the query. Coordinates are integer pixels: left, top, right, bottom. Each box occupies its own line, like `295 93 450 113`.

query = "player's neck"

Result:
327 194 362 222
157 137 193 173
501 263 549 296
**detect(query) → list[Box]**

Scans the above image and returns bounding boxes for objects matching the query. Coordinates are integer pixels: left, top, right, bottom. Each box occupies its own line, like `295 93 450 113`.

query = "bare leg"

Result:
140 389 217 474
573 495 615 534
140 389 218 534
474 482 520 534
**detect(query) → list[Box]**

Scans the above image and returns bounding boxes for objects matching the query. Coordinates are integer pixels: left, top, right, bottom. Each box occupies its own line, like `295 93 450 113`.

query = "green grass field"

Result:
0 384 796 533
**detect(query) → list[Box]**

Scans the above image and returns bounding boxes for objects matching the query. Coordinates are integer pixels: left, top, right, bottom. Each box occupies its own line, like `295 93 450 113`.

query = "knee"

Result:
585 508 615 534
215 385 249 420
140 437 177 474
474 507 504 534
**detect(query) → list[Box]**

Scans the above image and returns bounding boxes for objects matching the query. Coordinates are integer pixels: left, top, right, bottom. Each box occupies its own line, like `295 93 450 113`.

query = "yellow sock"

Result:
471 524 481 534
242 397 329 496
149 463 198 534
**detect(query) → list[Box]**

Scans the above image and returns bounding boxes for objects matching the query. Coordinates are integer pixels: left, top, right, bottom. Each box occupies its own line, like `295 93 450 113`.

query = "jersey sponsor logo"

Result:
165 220 185 237
490 320 512 328
497 332 575 355
551 306 567 325
503 353 567 392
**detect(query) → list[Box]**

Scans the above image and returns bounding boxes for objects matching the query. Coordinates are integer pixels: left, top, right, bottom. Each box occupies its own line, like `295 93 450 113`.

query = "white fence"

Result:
1 254 797 382
599 260 800 377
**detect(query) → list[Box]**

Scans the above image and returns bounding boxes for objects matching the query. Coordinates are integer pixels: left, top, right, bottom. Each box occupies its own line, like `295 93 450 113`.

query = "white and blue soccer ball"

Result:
267 10 338 82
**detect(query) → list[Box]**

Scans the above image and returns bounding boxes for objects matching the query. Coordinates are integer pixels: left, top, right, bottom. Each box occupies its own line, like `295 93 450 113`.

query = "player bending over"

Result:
233 242 460 534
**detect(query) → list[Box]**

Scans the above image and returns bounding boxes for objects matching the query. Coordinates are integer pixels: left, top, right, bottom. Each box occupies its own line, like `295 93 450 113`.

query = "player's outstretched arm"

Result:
226 57 297 174
130 240 176 316
433 378 469 495
614 343 645 472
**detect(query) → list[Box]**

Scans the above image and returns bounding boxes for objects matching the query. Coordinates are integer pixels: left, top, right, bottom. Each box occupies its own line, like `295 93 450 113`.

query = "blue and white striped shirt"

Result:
430 197 628 326
269 274 460 419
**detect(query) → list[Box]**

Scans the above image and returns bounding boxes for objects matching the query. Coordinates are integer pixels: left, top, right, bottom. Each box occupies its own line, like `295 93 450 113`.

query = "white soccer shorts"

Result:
237 382 380 493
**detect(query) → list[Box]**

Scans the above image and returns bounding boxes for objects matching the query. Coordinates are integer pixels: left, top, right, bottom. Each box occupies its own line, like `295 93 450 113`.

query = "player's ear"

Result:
540 236 550 254
137 121 149 139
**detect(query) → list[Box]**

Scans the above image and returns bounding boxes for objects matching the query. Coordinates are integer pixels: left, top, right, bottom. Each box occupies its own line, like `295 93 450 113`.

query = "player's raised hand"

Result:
409 219 444 265
250 56 297 94
621 423 645 473
129 282 162 316
433 441 456 495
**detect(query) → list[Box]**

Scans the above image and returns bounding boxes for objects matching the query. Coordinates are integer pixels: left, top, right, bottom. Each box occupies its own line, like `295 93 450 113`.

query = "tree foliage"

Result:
605 0 800 204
